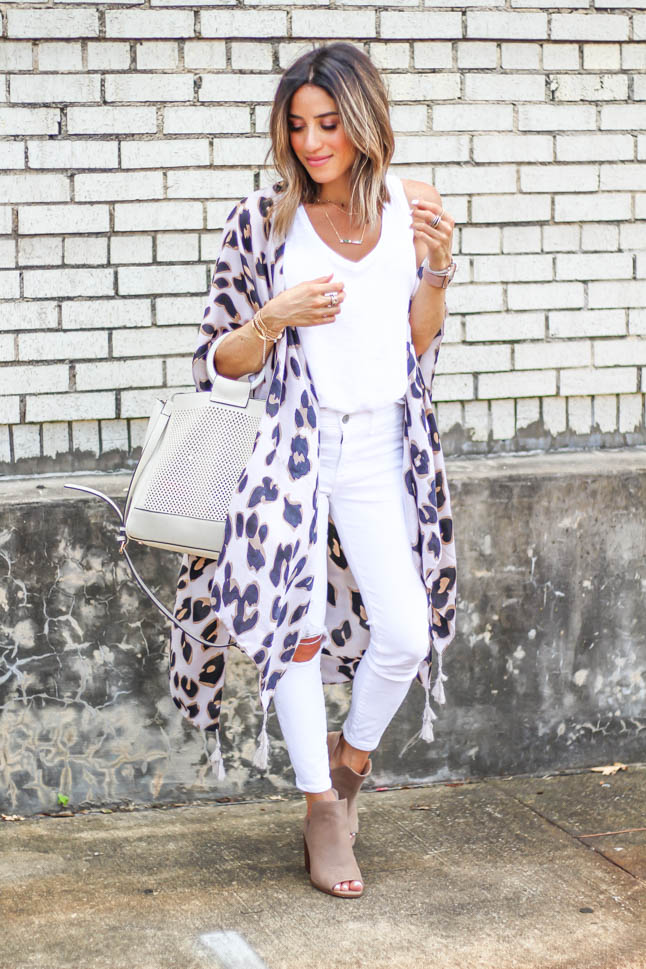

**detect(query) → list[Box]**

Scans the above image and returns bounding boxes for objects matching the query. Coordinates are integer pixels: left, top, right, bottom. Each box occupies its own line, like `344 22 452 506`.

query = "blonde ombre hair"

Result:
265 43 395 242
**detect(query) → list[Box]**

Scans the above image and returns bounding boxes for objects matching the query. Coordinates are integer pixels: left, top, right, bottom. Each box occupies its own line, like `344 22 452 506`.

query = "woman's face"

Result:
288 83 357 185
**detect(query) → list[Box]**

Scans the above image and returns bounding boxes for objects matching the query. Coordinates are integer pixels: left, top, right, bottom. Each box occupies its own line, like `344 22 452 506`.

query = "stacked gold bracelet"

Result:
251 308 284 365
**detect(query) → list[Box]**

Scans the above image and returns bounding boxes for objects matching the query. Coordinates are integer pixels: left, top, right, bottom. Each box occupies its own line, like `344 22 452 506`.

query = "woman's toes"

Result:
333 879 362 893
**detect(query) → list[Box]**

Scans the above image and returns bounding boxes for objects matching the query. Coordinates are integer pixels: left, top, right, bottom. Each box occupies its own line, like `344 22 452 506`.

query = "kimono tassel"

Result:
419 683 438 743
431 648 448 706
209 730 226 781
252 704 270 771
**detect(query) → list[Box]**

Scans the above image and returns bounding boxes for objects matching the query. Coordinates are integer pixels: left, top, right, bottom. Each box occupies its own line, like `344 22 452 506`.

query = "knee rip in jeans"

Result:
293 634 323 662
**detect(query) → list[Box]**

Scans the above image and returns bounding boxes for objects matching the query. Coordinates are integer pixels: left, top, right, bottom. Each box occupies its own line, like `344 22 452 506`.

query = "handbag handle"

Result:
64 483 228 650
206 331 265 392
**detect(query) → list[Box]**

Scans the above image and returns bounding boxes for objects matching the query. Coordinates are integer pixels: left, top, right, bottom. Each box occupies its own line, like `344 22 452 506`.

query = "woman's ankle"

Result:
332 733 371 775
304 787 336 816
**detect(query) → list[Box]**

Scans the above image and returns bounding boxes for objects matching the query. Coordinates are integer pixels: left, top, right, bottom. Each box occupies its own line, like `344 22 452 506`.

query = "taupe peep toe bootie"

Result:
327 730 372 843
302 790 364 899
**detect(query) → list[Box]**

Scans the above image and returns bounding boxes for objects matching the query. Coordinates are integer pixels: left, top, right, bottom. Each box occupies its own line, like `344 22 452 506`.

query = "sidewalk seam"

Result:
485 781 643 885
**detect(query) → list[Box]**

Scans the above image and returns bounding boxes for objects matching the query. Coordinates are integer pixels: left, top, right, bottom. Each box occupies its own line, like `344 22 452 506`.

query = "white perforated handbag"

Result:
65 334 266 645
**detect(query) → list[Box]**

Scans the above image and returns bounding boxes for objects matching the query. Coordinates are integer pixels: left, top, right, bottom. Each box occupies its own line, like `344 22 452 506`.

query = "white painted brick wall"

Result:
136 43 180 72
473 134 551 162
26 392 115 424
87 42 130 73
110 234 153 265
0 273 19 299
0 42 33 71
184 42 227 70
7 10 99 40
163 106 250 134
516 398 540 430
1 174 69 204
467 12 548 40
491 399 515 440
18 331 108 362
19 204 109 235
114 201 203 232
76 359 163 392
38 42 83 73
74 172 164 203
593 395 618 434
105 11 195 39
543 397 567 435
62 299 151 330
561 368 637 397
551 13 629 42
23 268 113 299
552 74 628 101
202 10 288 39
68 107 157 135
117 265 206 297
620 395 644 433
1 4 644 468
381 12 462 40
42 422 69 459
71 421 100 457
549 310 626 339
101 419 129 455
105 74 193 103
28 141 119 170
112 325 197 358
556 133 633 162
0 107 60 135
568 397 593 436
12 424 41 461
11 75 101 104
198 73 281 103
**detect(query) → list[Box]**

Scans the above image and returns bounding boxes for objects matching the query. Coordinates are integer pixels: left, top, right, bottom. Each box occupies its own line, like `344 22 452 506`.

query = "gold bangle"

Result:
249 309 284 366
252 316 275 345
251 315 268 365
256 307 284 342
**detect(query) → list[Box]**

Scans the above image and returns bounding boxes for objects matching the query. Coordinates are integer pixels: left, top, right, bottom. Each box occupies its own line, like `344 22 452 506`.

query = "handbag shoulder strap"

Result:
64 484 228 650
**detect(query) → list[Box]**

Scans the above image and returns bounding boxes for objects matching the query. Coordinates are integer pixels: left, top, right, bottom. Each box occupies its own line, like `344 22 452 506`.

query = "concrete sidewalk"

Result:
1 766 645 969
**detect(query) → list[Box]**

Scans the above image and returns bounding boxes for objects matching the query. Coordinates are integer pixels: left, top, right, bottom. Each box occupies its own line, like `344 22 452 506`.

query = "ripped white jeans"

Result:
272 400 430 793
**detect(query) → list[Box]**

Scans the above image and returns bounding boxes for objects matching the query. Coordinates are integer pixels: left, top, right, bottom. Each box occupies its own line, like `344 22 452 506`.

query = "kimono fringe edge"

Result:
209 728 226 781
210 647 449 777
252 678 272 772
419 645 448 745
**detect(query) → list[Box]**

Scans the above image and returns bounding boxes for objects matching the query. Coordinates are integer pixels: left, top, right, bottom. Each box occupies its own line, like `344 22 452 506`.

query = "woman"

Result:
170 42 457 899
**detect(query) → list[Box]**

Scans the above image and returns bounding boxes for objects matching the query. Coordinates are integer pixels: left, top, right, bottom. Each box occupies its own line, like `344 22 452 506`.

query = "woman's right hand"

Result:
212 274 345 381
262 273 345 331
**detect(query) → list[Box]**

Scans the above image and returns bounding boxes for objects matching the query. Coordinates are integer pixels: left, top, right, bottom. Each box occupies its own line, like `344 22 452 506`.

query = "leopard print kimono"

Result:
169 179 457 777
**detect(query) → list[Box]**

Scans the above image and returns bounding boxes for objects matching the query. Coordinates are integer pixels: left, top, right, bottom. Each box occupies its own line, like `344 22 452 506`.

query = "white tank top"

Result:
282 171 418 413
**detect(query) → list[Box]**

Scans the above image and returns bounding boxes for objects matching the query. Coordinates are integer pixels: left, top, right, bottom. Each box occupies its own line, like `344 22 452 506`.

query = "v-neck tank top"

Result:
282 170 418 413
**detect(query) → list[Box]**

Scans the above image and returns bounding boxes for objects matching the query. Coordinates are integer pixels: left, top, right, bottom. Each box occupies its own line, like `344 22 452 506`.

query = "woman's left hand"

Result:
410 199 455 272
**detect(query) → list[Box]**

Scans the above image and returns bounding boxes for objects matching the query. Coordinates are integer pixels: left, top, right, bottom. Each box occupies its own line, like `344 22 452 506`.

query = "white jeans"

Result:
272 400 430 793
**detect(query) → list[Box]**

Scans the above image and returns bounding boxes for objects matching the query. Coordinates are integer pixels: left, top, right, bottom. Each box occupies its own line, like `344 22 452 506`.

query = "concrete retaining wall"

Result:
1 448 645 817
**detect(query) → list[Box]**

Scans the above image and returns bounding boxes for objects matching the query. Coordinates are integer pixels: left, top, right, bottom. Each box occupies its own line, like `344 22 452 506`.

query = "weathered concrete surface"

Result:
489 769 646 882
1 448 645 817
1 768 645 969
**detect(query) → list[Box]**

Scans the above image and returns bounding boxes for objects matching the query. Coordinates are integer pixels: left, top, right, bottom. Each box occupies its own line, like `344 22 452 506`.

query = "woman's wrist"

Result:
214 320 264 379
421 255 457 289
259 298 287 335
